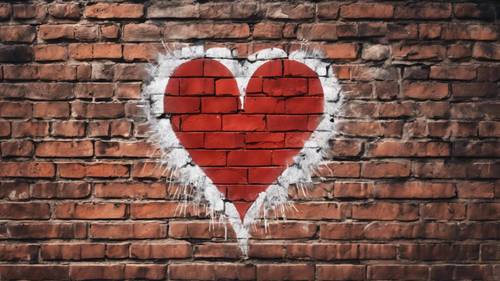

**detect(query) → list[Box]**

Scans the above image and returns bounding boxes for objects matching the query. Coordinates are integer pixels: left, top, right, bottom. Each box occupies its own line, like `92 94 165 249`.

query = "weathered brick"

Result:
340 3 393 19
148 3 199 18
164 23 250 39
36 141 93 158
48 3 80 19
84 3 143 19
0 25 35 42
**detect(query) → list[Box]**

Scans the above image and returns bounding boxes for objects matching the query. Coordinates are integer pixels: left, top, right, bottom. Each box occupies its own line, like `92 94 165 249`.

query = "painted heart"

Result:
163 58 324 219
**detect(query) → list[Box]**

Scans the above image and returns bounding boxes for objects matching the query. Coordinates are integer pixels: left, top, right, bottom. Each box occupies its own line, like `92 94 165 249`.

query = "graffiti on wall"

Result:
143 46 342 253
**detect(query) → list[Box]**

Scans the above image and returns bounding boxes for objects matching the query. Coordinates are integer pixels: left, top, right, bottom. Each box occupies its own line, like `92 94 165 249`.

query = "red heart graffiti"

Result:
164 58 324 219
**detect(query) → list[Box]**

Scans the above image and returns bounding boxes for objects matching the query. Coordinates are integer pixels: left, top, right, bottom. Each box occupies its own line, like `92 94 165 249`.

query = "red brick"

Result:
36 141 93 158
317 264 365 281
333 182 373 199
403 82 449 100
181 114 221 131
362 161 410 178
131 162 171 179
84 3 143 19
256 264 313 281
272 149 298 165
266 3 314 19
227 150 272 166
215 78 239 95
31 182 90 199
393 44 445 61
33 45 68 61
106 243 129 259
395 3 451 19
6 222 86 239
130 241 192 259
52 121 85 137
169 263 255 280
283 202 341 220
248 167 283 184
203 132 244 149
125 264 166 280
39 24 74 40
1 140 34 157
204 168 247 184
164 97 200 113
0 25 35 43
244 132 284 149
169 221 235 239
0 162 55 178
131 202 200 219
340 3 393 19
442 24 497 41
194 243 242 259
49 3 80 19
374 182 455 199
315 162 361 178
201 97 238 113
115 83 141 99
248 242 285 259
430 65 476 80
69 264 124 280
468 203 500 220
89 162 130 178
90 223 166 239
55 202 126 219
226 185 267 201
95 182 166 199
222 115 265 131
253 22 283 39
94 141 157 158
3 64 38 80
419 23 442 40
352 202 418 221
267 115 309 131
369 265 429 280
123 23 161 42
447 44 472 60
421 203 466 220
481 244 500 260
191 150 228 166
0 265 69 280
164 23 250 39
0 182 29 200
0 244 38 261
317 2 339 19
0 121 11 137
263 78 307 96
297 23 337 41
457 181 495 199
472 42 500 60
367 141 449 157
41 243 105 260
0 101 31 118
454 3 495 20
0 203 50 219
38 64 76 81
33 102 70 118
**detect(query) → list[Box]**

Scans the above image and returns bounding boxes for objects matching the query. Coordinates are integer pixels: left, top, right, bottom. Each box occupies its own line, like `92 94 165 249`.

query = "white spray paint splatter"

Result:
141 46 343 255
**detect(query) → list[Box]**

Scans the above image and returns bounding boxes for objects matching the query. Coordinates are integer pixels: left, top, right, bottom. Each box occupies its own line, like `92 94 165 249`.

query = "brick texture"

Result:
0 1 499 280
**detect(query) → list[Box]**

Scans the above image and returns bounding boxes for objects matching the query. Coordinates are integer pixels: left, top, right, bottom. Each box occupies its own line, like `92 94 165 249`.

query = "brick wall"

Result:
0 1 499 280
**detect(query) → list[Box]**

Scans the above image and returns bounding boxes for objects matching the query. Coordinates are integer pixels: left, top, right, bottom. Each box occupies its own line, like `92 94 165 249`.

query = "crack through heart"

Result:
164 58 324 219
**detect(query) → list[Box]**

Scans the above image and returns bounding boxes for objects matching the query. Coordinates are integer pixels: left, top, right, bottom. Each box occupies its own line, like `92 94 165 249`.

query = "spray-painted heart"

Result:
164 58 324 219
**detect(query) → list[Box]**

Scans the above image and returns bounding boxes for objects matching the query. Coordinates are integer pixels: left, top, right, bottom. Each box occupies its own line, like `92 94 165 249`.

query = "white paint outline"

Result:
142 46 342 254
